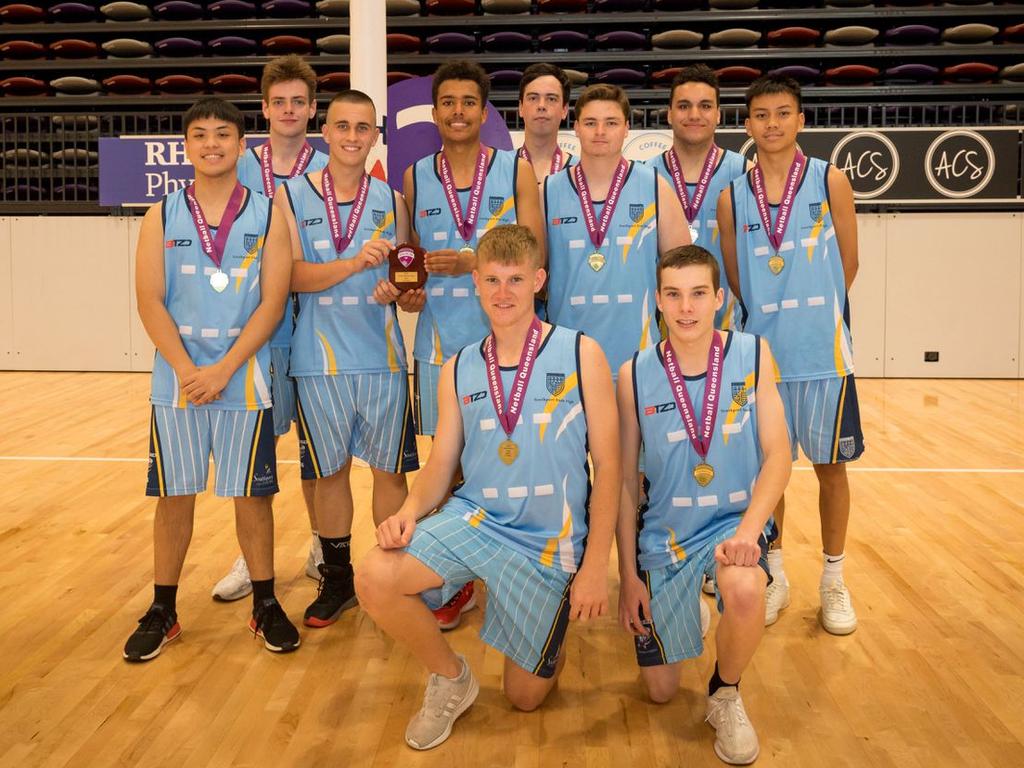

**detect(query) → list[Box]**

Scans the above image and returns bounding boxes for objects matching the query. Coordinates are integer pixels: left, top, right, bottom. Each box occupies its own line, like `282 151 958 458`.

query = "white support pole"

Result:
348 0 388 127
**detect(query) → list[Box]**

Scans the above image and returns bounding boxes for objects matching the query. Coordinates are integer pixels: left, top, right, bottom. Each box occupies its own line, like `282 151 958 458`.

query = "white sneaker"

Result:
764 579 790 626
405 655 479 750
305 535 324 580
706 686 759 765
700 597 711 639
702 575 716 595
819 579 857 635
212 555 252 602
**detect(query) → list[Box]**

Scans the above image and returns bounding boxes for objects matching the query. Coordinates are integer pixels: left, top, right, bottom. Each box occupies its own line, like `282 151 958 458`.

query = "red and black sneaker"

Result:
433 582 477 631
123 603 181 663
250 597 301 653
303 564 357 628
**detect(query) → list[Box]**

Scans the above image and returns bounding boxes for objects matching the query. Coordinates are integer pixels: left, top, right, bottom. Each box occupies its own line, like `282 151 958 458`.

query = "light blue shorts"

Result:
270 346 296 437
778 374 864 464
413 359 441 437
406 507 573 678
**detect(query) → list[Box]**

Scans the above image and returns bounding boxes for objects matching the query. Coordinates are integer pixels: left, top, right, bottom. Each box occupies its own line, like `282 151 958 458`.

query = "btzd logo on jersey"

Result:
644 402 676 415
550 216 578 226
166 238 192 247
301 217 323 228
462 390 487 405
419 207 442 218
742 223 761 233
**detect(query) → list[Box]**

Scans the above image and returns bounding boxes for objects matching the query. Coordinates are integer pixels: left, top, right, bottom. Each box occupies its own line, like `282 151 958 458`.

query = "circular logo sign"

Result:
830 131 900 199
924 129 994 199
623 131 672 162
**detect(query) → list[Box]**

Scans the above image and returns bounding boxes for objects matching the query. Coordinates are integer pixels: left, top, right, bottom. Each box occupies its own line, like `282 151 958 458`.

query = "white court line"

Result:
0 456 1022 474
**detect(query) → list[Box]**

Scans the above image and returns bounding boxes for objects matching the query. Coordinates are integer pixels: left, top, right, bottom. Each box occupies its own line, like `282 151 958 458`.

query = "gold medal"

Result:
768 253 785 275
588 251 605 272
459 245 475 258
498 439 519 465
693 462 715 487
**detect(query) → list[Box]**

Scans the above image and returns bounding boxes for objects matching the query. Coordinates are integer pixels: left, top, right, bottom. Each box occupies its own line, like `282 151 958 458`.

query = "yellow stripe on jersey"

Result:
722 370 756 446
150 410 166 496
538 371 578 443
483 196 515 231
711 224 721 244
466 507 487 528
244 356 257 409
806 201 830 263
621 203 656 263
371 211 395 241
539 503 574 568
317 331 338 374
832 294 853 376
432 323 443 366
384 314 399 373
667 527 687 563
638 290 654 351
235 235 264 292
245 410 264 495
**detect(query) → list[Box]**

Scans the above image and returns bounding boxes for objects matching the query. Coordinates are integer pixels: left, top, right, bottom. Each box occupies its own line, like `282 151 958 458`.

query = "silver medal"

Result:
210 269 229 292
688 224 699 243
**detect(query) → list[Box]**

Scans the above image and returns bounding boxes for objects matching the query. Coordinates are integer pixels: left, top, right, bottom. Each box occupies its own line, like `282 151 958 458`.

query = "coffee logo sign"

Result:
830 131 899 199
924 129 994 199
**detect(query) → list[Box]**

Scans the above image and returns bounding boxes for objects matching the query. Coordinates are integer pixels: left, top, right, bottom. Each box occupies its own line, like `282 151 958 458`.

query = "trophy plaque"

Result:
388 242 427 291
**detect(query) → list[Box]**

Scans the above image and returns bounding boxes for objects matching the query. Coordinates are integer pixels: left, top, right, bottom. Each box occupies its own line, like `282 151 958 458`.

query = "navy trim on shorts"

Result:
532 574 574 679
634 569 669 667
295 395 323 480
829 374 865 464
145 407 167 497
244 409 279 497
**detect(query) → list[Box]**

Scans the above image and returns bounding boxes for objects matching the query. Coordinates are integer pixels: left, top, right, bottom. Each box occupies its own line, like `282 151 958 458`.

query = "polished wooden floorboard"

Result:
0 373 1022 768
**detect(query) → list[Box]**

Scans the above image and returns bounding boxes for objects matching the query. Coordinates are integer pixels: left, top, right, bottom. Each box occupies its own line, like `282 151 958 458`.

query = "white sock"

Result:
767 549 787 584
822 552 845 586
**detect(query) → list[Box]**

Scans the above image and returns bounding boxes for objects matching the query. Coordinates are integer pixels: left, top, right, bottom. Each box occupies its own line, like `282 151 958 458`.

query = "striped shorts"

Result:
295 372 418 478
146 405 278 498
778 374 864 464
413 359 442 437
270 346 297 437
407 508 573 679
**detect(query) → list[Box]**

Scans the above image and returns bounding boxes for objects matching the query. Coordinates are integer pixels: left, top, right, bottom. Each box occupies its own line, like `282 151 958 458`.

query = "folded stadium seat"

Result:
6 183 47 199
210 74 260 93
883 63 938 84
387 71 417 84
715 66 762 85
882 0 932 5
944 0 998 4
1001 63 1024 82
156 74 205 94
770 65 820 83
594 68 647 86
884 25 940 45
210 36 257 55
595 31 647 51
316 34 351 53
488 69 525 86
482 0 531 12
824 0 872 6
51 115 100 130
767 27 821 47
1004 24 1024 43
387 33 422 53
154 1 204 20
54 183 97 200
100 1 152 20
941 24 999 45
155 37 204 57
481 32 531 52
102 74 152 94
387 0 421 14
651 67 681 86
593 0 647 10
824 26 879 46
51 148 99 166
102 38 154 57
708 0 758 8
0 77 48 95
263 0 313 16
709 29 762 48
316 0 347 15
49 40 100 59
51 76 102 95
655 0 702 8
425 0 475 13
651 29 702 50
652 107 670 126
825 64 879 84
263 35 314 54
538 0 587 12
564 69 588 86
539 30 588 51
2 148 47 165
209 0 256 17
0 4 46 22
318 72 351 91
49 2 96 21
942 61 999 83
428 32 476 52
0 40 46 59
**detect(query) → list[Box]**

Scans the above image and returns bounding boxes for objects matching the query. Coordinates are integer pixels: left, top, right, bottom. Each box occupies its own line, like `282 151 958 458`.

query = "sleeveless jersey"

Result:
731 156 853 381
237 145 329 349
649 148 747 330
412 148 519 364
633 332 765 570
544 160 660 376
447 325 590 573
151 187 273 411
284 173 406 376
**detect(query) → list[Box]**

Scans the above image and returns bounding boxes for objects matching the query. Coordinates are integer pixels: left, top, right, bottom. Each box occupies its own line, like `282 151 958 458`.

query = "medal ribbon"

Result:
439 146 488 243
322 167 370 255
519 145 564 176
185 182 244 271
259 141 313 198
484 316 543 438
573 158 629 250
665 145 718 223
661 331 724 463
751 150 805 252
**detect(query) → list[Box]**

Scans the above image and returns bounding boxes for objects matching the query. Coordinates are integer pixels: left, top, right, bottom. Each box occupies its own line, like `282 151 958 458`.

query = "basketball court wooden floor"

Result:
0 372 1021 768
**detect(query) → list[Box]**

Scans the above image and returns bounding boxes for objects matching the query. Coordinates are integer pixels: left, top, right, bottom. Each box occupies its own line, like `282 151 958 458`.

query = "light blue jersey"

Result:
649 148 747 329
284 173 406 375
237 144 329 349
633 332 766 571
731 156 853 381
152 187 273 411
544 161 660 376
412 148 519 365
447 325 590 573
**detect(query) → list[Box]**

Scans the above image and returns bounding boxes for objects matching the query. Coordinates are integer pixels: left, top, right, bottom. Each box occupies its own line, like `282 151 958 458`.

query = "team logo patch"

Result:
628 203 644 223
243 233 259 253
371 208 386 227
838 436 856 459
166 238 192 248
546 373 566 397
808 202 823 221
419 207 441 218
731 382 748 407
743 222 761 233
488 195 504 215
551 216 577 225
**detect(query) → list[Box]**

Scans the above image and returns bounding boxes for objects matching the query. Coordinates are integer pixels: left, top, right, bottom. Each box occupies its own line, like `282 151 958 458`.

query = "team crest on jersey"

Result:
838 436 856 459
808 202 823 221
488 195 504 215
546 373 566 397
371 208 386 227
243 233 259 253
628 203 645 223
731 382 748 407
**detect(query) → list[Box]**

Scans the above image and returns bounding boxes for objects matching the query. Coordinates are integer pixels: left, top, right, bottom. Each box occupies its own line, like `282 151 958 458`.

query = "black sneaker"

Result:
303 564 357 628
249 597 300 653
123 603 181 663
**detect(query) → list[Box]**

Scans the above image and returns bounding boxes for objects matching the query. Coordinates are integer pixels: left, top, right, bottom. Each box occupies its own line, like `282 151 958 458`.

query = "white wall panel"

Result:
850 214 886 378
0 218 12 365
126 215 155 372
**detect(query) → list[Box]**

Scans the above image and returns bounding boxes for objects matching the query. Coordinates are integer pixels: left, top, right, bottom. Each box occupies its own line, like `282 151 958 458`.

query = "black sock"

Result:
319 535 352 568
708 662 739 696
252 578 275 606
154 584 178 613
